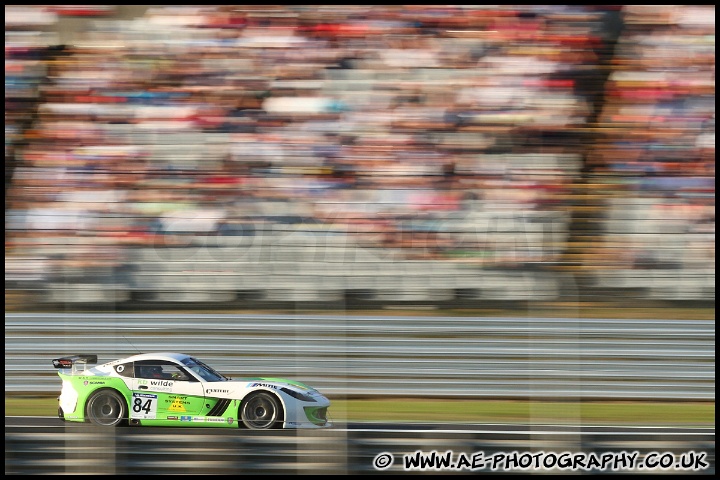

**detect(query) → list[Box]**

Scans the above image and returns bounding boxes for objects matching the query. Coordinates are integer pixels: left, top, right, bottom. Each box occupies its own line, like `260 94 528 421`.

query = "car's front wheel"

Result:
240 392 282 429
86 389 127 427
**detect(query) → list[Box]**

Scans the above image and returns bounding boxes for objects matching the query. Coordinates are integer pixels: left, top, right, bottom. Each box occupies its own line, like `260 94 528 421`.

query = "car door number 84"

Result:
131 393 158 419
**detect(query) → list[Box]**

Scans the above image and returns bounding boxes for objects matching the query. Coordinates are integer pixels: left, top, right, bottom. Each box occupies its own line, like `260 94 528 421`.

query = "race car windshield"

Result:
181 357 229 382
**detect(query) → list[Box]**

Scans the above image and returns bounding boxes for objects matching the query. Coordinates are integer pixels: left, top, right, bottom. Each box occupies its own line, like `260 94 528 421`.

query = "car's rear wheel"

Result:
240 392 282 429
86 389 127 427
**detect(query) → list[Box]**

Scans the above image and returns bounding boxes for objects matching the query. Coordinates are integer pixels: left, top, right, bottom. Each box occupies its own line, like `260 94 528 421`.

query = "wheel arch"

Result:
237 388 286 429
84 387 130 426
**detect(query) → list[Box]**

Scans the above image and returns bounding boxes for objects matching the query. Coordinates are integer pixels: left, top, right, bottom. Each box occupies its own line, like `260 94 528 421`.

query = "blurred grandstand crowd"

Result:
5 5 714 307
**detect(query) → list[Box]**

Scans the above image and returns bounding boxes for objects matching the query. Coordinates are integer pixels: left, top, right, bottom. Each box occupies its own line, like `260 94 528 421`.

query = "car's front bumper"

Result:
304 405 331 427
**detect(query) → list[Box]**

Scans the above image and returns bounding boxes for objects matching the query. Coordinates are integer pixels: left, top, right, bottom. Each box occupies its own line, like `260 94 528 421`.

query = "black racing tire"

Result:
240 391 283 430
86 389 127 427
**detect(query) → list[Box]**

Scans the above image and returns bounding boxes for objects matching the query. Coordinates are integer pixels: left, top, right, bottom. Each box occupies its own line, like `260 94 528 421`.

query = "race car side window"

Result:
134 361 193 381
160 364 191 381
114 362 134 378
181 357 228 382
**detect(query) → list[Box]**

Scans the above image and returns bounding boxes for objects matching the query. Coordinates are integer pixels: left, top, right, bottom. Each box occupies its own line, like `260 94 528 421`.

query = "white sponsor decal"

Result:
138 379 172 392
206 388 230 394
131 393 158 419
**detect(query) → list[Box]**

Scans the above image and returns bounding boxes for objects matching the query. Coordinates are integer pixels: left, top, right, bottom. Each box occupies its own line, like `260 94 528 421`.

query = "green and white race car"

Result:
52 352 332 430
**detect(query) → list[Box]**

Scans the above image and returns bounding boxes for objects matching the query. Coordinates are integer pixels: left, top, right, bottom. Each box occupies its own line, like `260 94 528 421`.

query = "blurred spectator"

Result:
4 5 714 305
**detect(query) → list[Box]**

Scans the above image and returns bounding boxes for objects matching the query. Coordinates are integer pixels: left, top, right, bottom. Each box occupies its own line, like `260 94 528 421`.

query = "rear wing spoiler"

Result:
52 355 98 370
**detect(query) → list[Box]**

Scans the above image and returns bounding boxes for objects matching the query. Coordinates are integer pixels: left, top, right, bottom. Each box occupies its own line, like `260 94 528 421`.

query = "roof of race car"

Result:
110 352 192 364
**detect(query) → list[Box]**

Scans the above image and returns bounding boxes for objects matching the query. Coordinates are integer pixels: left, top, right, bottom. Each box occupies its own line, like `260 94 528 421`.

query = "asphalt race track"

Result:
5 416 714 475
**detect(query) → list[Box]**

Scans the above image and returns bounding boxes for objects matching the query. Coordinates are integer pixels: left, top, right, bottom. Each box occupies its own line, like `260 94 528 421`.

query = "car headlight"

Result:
281 387 316 402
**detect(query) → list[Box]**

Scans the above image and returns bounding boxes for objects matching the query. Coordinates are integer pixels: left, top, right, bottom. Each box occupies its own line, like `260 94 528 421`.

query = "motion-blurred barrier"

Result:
4 423 715 475
5 314 715 400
